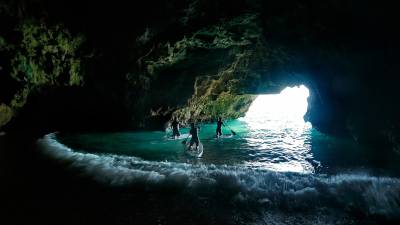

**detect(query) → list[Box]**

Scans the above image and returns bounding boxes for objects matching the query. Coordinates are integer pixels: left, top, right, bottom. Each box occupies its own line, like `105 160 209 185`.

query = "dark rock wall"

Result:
1 0 400 152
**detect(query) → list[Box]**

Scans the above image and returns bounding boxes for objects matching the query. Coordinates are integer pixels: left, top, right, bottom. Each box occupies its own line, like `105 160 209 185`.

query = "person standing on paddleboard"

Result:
189 122 200 149
171 117 180 138
216 117 224 137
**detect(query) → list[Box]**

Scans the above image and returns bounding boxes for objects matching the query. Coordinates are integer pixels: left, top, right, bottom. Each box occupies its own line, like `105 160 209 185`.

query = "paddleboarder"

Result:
189 122 200 149
171 117 180 138
216 117 224 137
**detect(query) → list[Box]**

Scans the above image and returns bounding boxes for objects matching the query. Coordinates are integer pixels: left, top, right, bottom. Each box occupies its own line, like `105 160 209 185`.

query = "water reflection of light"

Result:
241 85 316 173
244 85 310 129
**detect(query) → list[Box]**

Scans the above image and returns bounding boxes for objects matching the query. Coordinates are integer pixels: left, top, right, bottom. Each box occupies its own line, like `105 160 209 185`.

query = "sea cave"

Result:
1 1 400 225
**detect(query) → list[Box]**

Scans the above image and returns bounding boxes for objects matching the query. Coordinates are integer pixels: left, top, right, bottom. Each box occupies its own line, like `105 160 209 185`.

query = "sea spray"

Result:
37 133 400 220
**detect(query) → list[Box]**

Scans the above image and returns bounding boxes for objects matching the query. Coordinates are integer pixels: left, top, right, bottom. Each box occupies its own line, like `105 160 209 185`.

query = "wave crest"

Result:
37 133 400 220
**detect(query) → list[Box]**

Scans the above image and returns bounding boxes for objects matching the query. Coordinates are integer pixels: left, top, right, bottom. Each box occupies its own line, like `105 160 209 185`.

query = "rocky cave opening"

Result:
1 1 400 224
243 85 310 128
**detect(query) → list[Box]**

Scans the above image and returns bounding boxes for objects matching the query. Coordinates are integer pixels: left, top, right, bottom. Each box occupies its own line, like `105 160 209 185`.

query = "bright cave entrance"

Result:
243 85 311 129
240 85 313 172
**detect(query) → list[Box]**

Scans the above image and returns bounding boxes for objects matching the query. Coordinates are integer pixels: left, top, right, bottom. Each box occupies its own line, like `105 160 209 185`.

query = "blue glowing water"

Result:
32 87 400 224
54 86 399 175
37 127 400 223
55 119 397 175
36 117 400 224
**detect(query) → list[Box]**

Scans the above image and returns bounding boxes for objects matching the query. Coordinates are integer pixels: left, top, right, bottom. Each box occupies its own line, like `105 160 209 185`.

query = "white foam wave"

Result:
37 133 400 219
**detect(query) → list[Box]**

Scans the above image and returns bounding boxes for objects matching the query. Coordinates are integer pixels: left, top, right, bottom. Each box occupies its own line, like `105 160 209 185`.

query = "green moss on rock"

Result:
0 103 13 128
136 13 289 124
0 21 86 129
174 91 254 122
145 14 261 75
11 22 85 87
10 87 30 109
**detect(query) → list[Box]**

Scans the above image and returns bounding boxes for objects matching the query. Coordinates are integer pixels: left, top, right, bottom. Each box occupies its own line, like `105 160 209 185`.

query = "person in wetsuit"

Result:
189 122 200 149
171 117 180 138
216 117 224 137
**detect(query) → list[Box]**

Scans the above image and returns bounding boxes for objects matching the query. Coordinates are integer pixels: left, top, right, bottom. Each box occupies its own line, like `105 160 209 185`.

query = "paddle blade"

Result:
231 130 237 135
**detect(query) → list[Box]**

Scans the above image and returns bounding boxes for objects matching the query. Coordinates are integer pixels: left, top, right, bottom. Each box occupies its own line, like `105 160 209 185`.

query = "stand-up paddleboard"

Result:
185 141 204 158
165 133 190 141
215 134 234 140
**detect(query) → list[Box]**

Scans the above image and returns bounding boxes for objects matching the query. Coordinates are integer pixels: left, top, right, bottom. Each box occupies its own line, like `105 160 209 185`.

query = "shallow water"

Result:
55 118 398 175
57 119 318 173
36 116 400 224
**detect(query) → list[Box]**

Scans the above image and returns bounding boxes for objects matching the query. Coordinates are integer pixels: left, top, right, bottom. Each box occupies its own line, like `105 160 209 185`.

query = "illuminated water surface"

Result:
241 85 313 172
58 85 323 173
39 86 400 223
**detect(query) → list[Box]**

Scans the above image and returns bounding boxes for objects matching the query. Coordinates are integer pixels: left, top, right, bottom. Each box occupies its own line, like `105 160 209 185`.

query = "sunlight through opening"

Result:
243 85 310 130
240 85 313 173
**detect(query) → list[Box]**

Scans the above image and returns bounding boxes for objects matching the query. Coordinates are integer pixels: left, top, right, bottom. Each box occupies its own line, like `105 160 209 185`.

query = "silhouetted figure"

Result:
171 117 180 138
189 122 200 149
216 117 224 137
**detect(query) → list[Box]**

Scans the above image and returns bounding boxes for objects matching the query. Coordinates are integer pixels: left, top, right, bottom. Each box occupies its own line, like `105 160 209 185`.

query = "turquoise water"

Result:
36 118 400 223
57 120 317 172
35 89 400 223
54 86 397 175
55 118 397 175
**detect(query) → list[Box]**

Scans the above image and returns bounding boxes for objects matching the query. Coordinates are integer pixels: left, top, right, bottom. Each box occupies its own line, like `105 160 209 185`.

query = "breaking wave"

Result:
37 133 400 222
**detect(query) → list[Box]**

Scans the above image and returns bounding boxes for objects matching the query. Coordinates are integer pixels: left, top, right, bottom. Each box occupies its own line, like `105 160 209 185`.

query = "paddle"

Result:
181 134 190 145
223 123 237 135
